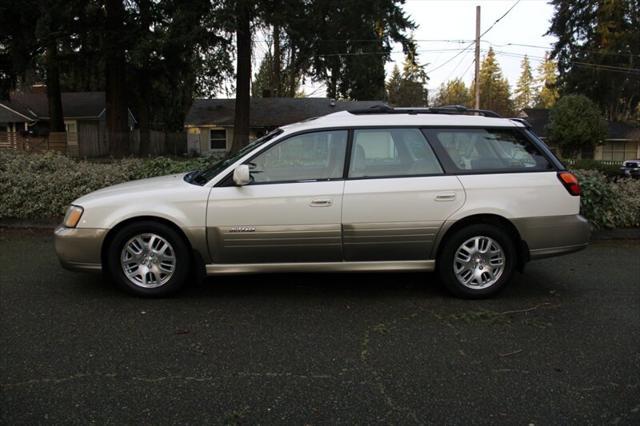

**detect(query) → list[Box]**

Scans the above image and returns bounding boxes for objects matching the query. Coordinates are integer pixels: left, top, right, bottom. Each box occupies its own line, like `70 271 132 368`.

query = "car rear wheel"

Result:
107 221 190 296
437 223 516 298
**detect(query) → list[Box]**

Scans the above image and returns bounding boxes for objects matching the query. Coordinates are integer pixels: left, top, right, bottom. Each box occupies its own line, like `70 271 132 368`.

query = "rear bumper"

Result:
513 214 591 260
54 226 106 273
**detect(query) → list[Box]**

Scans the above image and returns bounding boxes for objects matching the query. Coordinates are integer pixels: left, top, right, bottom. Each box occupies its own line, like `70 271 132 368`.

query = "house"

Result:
184 97 385 154
0 90 135 157
521 108 640 161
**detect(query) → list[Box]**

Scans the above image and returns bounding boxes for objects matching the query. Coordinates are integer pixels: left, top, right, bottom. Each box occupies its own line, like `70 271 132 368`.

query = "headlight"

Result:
63 205 84 228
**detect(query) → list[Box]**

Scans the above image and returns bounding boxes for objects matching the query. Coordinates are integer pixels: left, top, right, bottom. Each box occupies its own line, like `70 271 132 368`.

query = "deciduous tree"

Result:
547 94 607 158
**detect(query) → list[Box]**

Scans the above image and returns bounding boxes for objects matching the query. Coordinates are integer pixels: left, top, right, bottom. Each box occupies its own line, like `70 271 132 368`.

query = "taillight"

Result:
557 171 580 196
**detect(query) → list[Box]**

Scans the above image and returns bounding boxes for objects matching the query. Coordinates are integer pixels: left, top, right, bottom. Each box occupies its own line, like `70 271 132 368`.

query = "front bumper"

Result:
513 214 591 260
54 226 107 273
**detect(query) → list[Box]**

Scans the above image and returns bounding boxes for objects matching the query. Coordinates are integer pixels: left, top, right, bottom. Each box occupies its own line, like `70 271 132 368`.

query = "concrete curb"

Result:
1 220 639 240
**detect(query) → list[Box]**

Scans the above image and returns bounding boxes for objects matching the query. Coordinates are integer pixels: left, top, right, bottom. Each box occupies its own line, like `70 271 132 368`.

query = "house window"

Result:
210 129 226 150
600 141 637 162
65 121 77 134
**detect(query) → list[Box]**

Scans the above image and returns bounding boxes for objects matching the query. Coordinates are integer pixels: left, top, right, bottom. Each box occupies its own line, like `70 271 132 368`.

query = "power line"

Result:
479 0 522 38
460 57 476 81
311 48 469 57
485 41 640 58
446 45 474 80
392 0 522 75
487 49 640 74
254 39 474 44
425 42 475 73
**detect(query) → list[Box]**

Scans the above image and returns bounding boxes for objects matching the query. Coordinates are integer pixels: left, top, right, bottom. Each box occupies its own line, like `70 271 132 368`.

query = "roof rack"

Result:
348 104 502 118
509 117 532 128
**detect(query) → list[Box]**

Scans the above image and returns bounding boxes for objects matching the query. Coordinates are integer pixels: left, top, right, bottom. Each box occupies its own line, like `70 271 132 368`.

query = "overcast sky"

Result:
395 0 557 94
248 0 558 99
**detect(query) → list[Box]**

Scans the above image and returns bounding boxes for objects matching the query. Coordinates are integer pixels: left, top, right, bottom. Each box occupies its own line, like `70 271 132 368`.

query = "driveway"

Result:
1 229 639 424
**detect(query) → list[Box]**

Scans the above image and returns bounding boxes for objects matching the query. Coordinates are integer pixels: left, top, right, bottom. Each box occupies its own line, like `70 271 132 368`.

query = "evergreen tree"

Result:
385 52 429 107
514 55 535 112
535 53 560 109
251 41 302 98
433 78 472 107
252 52 273 97
547 0 640 121
470 48 514 116
301 0 416 100
386 65 402 104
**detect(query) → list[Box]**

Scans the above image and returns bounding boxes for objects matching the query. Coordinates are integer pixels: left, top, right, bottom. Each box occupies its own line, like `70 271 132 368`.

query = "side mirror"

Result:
232 164 251 186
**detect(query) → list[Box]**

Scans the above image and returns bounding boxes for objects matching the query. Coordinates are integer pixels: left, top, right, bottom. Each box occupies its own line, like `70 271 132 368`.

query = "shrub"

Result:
572 169 640 229
0 150 223 220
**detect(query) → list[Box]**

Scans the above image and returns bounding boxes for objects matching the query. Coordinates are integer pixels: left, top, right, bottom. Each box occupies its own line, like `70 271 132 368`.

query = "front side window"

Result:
425 128 552 172
210 129 226 150
249 130 348 183
349 128 443 178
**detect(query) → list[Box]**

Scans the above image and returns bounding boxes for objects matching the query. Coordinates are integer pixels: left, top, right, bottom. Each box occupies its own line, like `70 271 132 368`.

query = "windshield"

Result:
185 129 284 185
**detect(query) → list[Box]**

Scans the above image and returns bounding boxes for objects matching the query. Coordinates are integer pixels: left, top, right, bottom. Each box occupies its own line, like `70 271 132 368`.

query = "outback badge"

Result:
229 226 256 233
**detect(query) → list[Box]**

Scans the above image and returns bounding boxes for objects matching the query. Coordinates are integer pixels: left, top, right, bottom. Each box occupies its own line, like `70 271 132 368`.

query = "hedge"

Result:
1 151 639 229
565 159 621 177
0 151 223 220
572 169 640 229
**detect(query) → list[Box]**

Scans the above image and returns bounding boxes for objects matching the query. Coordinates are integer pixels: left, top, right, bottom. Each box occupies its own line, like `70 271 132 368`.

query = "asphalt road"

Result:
1 229 639 425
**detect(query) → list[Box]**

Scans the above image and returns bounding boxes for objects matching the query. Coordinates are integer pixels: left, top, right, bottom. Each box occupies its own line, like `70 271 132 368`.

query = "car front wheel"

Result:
437 223 516 298
107 221 190 296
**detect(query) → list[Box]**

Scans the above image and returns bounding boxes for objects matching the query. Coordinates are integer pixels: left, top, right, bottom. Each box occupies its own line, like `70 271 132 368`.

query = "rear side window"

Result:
349 128 443 178
424 128 552 172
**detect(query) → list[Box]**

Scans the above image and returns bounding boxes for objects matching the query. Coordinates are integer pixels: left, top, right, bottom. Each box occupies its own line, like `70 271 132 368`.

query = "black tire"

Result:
437 223 516 299
107 221 191 297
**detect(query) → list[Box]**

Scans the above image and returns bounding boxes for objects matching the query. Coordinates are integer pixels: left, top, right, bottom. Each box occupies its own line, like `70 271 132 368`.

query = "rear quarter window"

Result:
424 128 553 173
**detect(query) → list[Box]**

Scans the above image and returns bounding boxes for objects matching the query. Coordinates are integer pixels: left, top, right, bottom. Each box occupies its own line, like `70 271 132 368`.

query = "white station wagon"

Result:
55 106 590 298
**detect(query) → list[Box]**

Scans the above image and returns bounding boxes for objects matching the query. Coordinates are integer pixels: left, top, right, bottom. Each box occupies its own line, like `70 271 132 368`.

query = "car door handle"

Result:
435 192 457 201
310 199 333 207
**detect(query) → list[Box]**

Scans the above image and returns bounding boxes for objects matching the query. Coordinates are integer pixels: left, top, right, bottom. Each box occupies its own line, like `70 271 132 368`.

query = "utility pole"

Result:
474 5 481 110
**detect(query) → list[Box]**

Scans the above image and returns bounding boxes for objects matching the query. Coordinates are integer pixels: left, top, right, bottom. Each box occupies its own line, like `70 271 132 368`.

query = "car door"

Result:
341 128 465 261
207 129 348 263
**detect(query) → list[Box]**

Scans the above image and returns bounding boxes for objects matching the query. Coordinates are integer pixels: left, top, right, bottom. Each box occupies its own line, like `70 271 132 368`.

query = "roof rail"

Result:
348 104 502 118
509 117 532 128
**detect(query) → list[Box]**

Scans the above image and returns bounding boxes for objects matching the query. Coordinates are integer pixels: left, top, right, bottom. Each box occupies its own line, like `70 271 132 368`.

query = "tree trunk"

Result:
230 0 251 154
327 64 339 99
105 0 129 157
272 24 281 97
137 73 151 156
287 48 296 97
137 0 152 157
45 40 65 132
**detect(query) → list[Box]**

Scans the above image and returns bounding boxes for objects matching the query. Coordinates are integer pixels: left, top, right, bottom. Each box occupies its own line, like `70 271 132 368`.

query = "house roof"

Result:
520 108 549 137
184 97 386 128
8 92 106 119
0 99 38 123
522 108 640 141
608 121 640 140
